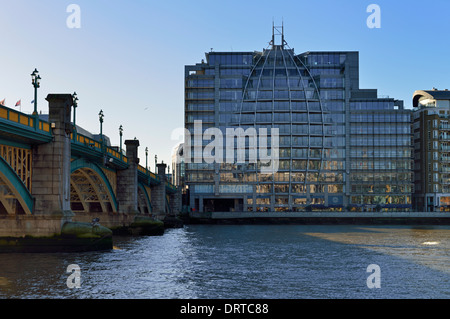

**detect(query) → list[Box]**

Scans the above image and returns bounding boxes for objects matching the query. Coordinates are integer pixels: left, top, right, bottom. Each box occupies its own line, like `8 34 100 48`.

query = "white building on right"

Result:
171 142 185 188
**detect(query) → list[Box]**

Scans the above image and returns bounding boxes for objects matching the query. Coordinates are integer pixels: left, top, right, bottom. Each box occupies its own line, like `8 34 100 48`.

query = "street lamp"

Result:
119 125 123 156
98 109 104 152
145 147 148 173
31 68 41 116
72 92 78 138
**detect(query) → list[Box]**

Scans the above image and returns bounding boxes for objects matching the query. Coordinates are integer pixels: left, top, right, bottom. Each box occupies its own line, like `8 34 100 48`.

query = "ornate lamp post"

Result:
145 147 148 174
98 109 104 153
72 92 78 139
119 125 123 157
31 68 41 116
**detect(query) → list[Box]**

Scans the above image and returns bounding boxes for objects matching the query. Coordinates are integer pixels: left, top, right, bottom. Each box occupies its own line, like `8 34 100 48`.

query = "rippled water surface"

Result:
0 225 449 299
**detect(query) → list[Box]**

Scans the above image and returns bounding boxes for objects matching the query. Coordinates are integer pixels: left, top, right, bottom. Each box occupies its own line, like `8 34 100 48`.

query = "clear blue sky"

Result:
1 0 449 167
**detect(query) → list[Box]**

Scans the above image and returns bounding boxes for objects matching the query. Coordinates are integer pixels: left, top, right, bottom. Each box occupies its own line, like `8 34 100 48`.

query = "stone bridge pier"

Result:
117 139 140 215
31 94 74 235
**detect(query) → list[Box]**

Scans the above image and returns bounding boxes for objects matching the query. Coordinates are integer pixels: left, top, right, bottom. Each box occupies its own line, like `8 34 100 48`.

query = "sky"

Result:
1 0 450 168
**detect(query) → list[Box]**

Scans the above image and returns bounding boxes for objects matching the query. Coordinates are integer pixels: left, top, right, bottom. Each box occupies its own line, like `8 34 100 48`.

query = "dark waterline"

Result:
0 224 449 299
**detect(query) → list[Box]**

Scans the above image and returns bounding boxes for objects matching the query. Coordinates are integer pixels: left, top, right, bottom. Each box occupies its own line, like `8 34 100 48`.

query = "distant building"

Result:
413 89 450 211
184 27 413 213
171 142 185 187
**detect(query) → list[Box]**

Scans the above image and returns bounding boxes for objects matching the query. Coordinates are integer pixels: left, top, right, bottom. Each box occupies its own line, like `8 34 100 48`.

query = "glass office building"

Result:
184 30 412 213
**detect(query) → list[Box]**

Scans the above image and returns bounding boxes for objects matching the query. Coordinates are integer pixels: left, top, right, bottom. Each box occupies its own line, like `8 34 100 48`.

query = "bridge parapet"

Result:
71 132 128 169
138 164 160 184
0 104 52 143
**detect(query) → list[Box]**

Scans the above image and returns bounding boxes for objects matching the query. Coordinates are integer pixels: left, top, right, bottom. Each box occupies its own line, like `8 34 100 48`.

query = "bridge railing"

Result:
166 181 177 193
0 104 51 134
137 165 177 191
71 132 128 164
138 164 159 182
105 145 127 163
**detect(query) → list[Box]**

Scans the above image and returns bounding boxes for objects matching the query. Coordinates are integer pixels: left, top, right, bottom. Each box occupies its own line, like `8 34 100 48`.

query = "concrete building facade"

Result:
413 89 450 211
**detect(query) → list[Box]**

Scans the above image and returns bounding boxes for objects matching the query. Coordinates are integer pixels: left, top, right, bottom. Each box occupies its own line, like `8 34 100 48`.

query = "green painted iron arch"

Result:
70 158 118 212
0 155 33 215
138 183 152 213
166 194 171 214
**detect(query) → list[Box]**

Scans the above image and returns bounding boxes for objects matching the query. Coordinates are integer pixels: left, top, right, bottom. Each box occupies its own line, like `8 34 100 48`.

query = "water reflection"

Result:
0 225 449 299
304 226 450 274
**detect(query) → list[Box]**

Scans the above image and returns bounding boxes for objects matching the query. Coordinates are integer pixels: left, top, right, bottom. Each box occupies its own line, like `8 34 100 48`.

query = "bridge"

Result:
0 93 181 252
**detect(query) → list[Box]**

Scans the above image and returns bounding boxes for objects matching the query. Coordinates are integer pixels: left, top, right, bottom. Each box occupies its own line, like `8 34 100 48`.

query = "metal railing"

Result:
138 164 158 181
0 104 51 134
71 132 128 164
137 165 177 191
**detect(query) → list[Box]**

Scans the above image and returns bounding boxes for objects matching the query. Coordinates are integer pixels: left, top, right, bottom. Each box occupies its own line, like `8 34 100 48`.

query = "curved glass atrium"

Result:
185 34 412 213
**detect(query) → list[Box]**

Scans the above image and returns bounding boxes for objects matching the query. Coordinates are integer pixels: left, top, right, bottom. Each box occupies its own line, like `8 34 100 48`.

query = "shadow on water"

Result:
0 225 449 299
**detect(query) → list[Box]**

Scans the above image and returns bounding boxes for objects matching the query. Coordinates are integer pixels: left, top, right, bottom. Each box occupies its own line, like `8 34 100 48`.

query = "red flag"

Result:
15 100 21 107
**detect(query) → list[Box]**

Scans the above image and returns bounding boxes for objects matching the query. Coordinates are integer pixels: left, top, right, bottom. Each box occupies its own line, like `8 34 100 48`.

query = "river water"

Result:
0 224 449 299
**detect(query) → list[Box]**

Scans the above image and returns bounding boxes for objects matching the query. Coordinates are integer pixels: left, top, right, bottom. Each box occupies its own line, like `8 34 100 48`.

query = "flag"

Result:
0 99 5 106
15 100 21 107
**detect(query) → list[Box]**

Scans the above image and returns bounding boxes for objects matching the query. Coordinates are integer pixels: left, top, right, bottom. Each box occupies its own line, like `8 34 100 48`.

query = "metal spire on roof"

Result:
270 20 286 49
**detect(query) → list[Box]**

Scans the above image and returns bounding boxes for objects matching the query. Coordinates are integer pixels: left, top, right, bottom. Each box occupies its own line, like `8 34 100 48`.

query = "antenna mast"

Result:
270 20 286 48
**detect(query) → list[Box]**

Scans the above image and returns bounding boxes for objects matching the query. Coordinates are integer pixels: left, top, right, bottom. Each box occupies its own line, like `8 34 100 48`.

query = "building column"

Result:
116 139 139 214
31 94 73 218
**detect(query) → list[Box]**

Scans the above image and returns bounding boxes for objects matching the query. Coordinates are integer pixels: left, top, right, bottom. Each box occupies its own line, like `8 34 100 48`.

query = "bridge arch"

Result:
70 158 118 213
166 194 171 214
0 156 33 215
138 183 152 214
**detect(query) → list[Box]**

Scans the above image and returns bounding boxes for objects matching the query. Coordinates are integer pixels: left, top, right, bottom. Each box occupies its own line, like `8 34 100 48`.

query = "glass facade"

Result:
349 102 412 211
185 38 413 213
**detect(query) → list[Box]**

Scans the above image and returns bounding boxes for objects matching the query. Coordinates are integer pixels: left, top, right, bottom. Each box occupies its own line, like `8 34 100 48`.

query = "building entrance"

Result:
203 198 243 212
